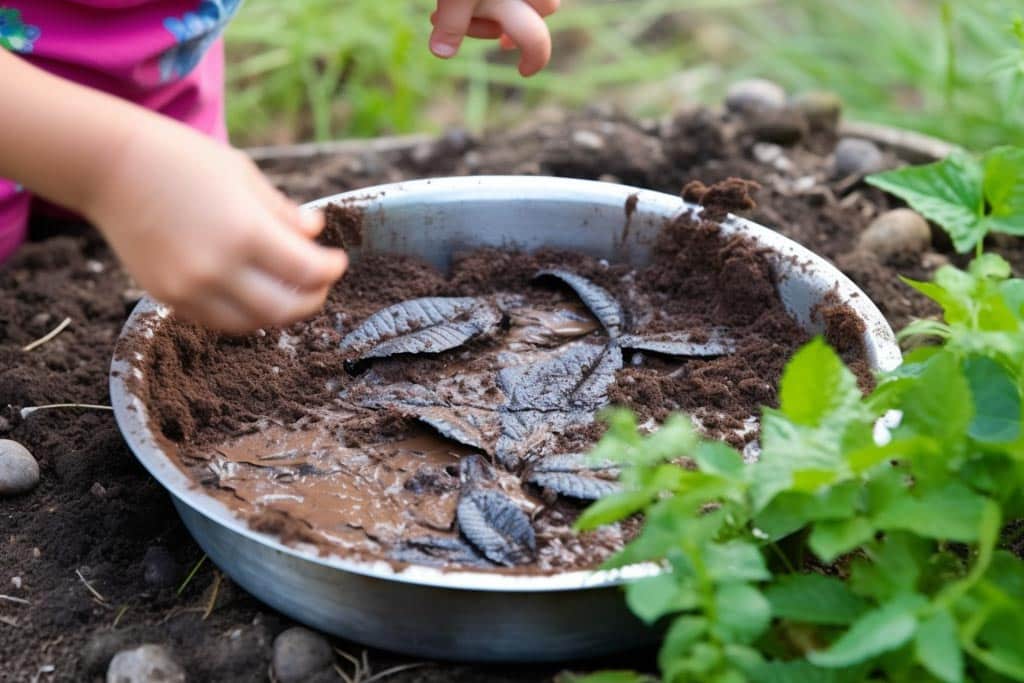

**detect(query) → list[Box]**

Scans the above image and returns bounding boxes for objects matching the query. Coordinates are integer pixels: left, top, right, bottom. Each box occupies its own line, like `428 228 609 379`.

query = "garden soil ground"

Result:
3 104 1023 682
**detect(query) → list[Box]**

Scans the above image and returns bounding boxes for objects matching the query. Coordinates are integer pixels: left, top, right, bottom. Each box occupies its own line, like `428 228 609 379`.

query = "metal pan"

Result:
110 176 901 662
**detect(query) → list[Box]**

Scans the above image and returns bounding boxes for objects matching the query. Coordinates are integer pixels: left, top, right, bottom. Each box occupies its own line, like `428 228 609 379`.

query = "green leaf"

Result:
963 356 1022 443
765 574 868 626
575 489 651 531
779 338 861 427
807 594 925 668
703 541 770 583
657 616 708 674
867 153 984 253
750 660 869 683
561 672 656 683
982 146 1024 236
1000 279 1024 319
626 573 698 625
638 413 698 466
712 583 772 644
693 441 745 479
809 517 874 562
756 483 861 541
914 609 964 683
849 533 929 601
873 482 987 542
898 351 973 445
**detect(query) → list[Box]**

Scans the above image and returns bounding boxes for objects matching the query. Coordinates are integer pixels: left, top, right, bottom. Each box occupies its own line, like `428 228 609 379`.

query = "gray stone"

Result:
571 129 606 151
0 440 39 496
792 91 843 130
858 209 932 260
834 137 884 178
142 547 181 589
272 627 333 683
725 79 786 115
106 644 185 683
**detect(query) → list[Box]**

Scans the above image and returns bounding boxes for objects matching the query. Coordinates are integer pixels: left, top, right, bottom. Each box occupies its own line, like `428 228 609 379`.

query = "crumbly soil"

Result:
3 104 1022 682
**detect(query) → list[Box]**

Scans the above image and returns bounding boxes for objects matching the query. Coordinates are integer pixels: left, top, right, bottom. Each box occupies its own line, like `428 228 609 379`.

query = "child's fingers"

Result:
430 0 477 58
467 18 503 39
499 34 515 50
479 0 551 76
250 226 349 291
431 12 502 39
175 295 256 335
525 0 559 17
228 268 331 327
260 183 324 238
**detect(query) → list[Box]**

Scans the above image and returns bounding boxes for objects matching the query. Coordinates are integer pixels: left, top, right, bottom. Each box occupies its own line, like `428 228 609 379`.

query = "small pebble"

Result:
0 440 39 497
792 91 843 130
725 78 786 115
11 576 22 589
834 137 884 178
86 260 105 274
106 644 185 683
273 627 334 683
571 130 606 151
142 546 181 589
858 209 931 260
747 108 806 145
0 416 11 434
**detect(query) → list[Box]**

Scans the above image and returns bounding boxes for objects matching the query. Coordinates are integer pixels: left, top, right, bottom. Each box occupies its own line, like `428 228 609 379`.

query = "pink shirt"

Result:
0 1 239 261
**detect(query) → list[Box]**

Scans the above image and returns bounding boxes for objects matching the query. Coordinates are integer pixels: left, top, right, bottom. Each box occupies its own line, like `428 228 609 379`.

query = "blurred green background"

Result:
225 0 1023 150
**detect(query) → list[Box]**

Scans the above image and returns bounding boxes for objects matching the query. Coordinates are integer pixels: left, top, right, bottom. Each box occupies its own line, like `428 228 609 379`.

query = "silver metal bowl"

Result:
110 177 901 662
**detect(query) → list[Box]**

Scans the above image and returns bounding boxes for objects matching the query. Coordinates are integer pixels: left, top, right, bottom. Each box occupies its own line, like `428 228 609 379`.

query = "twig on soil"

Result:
75 568 108 606
0 594 30 605
0 615 18 627
112 605 130 628
364 663 430 682
202 571 222 621
21 317 71 352
176 554 207 596
19 403 113 419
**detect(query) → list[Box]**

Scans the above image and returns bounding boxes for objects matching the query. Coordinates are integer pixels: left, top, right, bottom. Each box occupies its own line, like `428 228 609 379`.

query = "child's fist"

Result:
430 0 559 76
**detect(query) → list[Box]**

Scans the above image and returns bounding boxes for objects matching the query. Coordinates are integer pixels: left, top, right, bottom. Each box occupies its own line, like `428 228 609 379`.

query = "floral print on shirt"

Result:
160 0 242 82
0 7 40 54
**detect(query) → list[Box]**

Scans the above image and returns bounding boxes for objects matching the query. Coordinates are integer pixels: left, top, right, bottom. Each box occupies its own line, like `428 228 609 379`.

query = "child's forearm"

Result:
0 49 160 217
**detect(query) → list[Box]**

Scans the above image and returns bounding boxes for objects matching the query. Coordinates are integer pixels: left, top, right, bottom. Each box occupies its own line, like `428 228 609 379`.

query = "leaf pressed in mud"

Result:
340 297 501 361
498 342 624 412
389 536 490 568
526 452 622 500
457 487 536 566
536 269 625 338
619 331 735 357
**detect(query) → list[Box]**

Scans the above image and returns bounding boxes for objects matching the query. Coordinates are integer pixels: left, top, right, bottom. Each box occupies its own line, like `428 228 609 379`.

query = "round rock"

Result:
725 79 787 115
834 137 884 178
142 547 181 589
858 209 932 260
272 627 333 683
0 439 39 496
792 91 842 130
106 644 185 683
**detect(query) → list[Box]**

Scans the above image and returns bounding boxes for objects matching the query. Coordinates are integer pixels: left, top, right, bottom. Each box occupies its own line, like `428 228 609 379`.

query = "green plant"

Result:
718 2 1023 151
569 151 1024 682
866 148 1024 255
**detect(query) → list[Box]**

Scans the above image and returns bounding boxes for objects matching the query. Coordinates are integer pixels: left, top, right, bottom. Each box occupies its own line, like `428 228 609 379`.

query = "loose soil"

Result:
3 103 1022 681
124 189 861 573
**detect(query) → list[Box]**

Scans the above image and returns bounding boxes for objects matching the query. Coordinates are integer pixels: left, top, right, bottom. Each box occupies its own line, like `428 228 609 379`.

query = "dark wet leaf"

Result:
531 452 619 473
457 487 537 566
498 342 623 413
619 331 735 357
340 297 501 361
413 407 491 451
389 536 490 568
528 471 623 500
526 452 622 500
536 269 625 338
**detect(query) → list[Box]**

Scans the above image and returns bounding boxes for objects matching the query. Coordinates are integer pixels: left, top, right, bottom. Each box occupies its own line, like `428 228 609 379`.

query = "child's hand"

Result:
430 0 559 76
85 118 348 334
